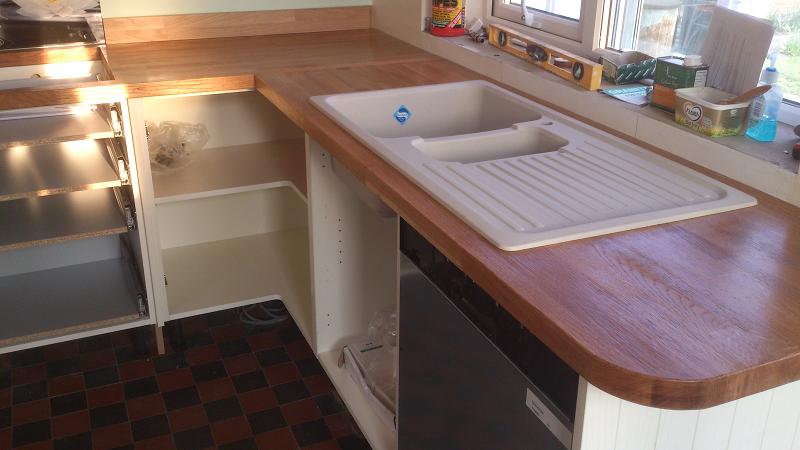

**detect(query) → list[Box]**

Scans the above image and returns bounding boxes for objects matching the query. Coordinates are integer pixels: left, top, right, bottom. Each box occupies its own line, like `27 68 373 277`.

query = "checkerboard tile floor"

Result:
0 307 372 449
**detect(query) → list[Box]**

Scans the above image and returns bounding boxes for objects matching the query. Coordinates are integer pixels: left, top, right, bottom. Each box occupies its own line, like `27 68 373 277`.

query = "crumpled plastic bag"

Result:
146 121 210 173
13 0 99 18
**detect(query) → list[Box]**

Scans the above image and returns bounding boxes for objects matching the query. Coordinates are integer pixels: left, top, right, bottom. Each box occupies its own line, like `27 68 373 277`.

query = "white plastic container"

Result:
674 87 751 137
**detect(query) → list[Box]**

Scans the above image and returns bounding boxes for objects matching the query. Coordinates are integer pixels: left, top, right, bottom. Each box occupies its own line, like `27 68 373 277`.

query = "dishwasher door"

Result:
398 255 572 450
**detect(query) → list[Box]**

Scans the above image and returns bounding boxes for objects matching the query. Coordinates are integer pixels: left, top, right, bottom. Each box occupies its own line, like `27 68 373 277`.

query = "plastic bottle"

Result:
746 62 783 142
431 0 465 37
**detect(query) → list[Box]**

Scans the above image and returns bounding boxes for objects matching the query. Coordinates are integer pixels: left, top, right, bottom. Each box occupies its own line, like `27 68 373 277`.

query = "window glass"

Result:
605 0 800 102
505 0 583 21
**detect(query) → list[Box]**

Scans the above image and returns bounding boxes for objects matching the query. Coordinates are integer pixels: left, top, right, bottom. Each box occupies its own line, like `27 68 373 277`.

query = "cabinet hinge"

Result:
136 294 146 317
124 205 136 230
117 158 130 184
110 106 124 137
163 275 168 286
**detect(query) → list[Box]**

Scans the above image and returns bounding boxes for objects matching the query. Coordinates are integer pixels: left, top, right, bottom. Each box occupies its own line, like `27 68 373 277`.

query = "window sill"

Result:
417 32 800 205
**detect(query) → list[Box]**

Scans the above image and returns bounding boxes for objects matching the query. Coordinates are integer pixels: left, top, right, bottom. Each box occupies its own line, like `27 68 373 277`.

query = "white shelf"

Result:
0 189 128 253
318 350 398 450
163 229 312 331
0 109 115 150
153 139 306 204
0 256 145 352
0 139 122 202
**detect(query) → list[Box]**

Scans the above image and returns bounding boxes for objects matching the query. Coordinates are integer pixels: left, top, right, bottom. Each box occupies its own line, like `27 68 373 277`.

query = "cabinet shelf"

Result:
0 108 116 150
153 139 306 204
163 229 311 331
0 256 145 352
318 350 398 450
0 139 123 202
0 189 129 253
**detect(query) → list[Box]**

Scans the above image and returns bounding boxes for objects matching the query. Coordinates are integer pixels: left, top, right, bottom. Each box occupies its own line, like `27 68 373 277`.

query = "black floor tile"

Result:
131 414 170 441
204 396 242 422
184 332 214 349
163 386 201 411
278 326 303 344
256 347 290 367
10 349 44 368
218 339 251 358
205 310 238 327
51 391 87 416
315 392 345 416
295 357 324 377
53 432 92 450
12 419 51 447
12 380 47 404
78 335 113 354
273 380 310 404
115 346 147 365
191 361 227 383
0 407 10 429
0 369 10 389
247 407 287 434
124 376 159 399
47 357 82 378
153 352 186 373
219 438 258 450
292 418 332 447
84 366 119 389
338 435 372 450
89 403 128 428
173 425 214 450
233 370 267 393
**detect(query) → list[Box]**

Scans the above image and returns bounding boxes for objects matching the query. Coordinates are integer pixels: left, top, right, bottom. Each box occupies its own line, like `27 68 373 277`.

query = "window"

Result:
492 0 589 40
603 0 800 104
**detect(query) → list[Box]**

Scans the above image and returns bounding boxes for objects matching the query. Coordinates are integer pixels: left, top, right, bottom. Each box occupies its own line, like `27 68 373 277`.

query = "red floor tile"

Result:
247 332 281 351
281 398 321 425
49 374 85 396
210 324 245 343
238 388 278 414
12 363 47 385
86 384 124 408
197 378 235 403
223 354 259 376
285 340 314 361
0 389 10 408
135 434 176 450
167 404 208 433
17 441 53 450
324 413 355 439
0 427 10 450
119 360 156 381
52 410 91 438
254 427 298 450
44 342 80 362
265 363 301 386
12 399 50 424
210 415 251 445
157 369 193 392
304 374 335 397
127 393 166 421
81 351 116 372
185 345 221 366
92 422 133 450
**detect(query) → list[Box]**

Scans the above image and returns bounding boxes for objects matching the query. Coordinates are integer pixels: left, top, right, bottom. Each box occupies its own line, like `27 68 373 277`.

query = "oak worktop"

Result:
3 30 800 410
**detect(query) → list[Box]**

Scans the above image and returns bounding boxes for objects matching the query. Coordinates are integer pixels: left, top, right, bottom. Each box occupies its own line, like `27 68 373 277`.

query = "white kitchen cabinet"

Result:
128 91 312 348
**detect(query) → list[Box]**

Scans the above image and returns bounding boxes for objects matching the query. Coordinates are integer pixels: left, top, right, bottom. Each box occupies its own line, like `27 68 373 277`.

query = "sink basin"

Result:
312 80 756 251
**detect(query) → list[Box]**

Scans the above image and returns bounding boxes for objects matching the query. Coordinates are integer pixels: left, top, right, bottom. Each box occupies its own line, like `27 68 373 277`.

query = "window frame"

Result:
486 0 800 126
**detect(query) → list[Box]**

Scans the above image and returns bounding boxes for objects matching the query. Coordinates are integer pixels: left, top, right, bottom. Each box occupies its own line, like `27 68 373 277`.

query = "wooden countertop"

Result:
4 30 800 410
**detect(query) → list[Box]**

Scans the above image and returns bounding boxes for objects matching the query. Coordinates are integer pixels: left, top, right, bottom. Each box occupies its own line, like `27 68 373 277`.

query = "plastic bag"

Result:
146 121 210 173
364 307 398 406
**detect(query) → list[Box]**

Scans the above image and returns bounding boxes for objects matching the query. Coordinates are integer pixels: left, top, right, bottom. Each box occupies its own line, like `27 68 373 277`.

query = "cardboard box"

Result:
601 51 656 85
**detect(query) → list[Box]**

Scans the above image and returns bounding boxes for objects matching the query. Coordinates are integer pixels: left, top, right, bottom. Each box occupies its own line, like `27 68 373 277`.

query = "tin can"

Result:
652 56 708 112
431 0 465 37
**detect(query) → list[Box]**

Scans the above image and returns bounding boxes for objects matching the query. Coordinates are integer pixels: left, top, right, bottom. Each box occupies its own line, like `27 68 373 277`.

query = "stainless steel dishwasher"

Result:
399 221 578 450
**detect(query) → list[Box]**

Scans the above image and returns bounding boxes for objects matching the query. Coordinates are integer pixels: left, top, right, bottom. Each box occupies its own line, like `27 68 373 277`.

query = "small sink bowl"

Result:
320 80 542 139
413 126 568 164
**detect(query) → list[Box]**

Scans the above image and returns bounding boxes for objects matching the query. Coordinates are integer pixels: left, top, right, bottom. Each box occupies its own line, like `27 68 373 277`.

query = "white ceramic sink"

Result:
312 80 756 251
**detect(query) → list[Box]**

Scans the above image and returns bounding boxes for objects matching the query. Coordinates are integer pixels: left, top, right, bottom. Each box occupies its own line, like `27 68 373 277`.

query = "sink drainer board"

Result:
312 80 756 251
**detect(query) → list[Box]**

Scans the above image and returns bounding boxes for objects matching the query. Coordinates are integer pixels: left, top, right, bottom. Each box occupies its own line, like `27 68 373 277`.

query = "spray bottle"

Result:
746 55 783 142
